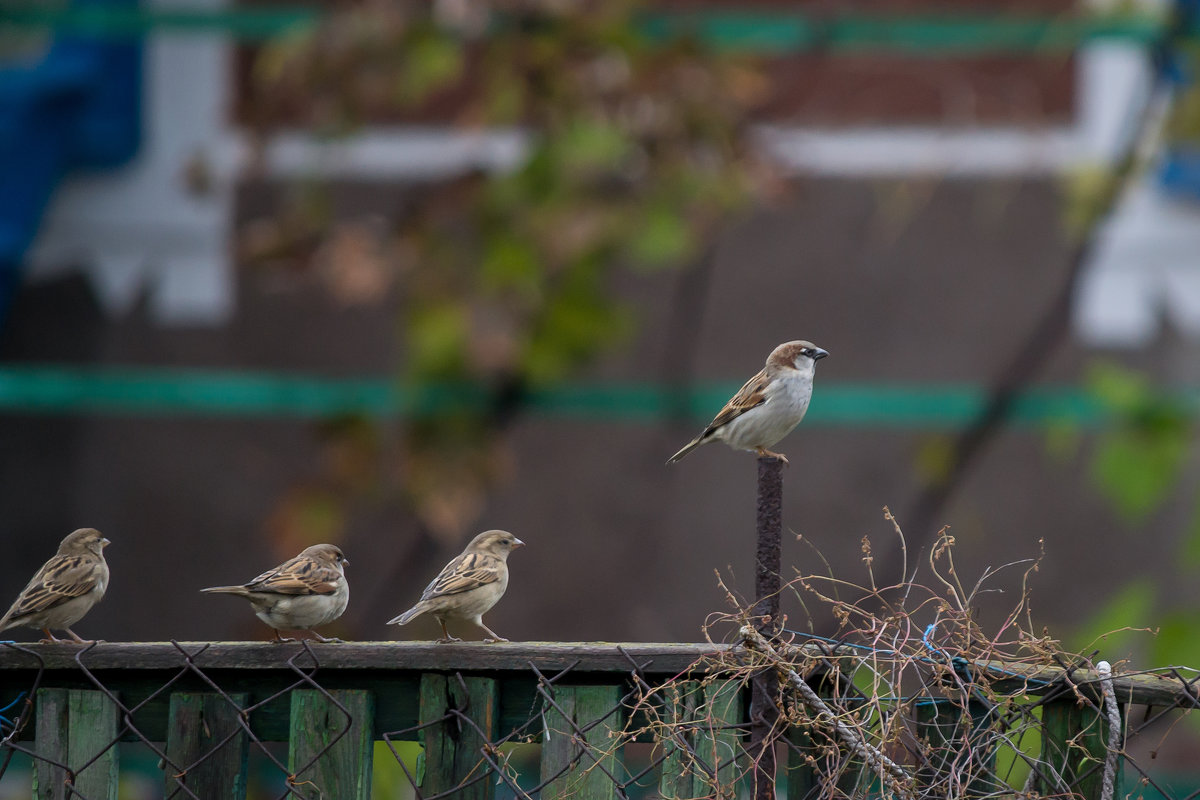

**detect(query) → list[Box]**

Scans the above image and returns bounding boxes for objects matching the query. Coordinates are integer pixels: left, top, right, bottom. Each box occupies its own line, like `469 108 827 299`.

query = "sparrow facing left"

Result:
0 528 111 644
668 340 828 465
201 544 349 642
388 530 524 643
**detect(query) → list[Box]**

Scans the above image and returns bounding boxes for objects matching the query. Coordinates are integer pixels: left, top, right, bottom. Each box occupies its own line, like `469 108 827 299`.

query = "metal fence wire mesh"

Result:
0 630 1196 800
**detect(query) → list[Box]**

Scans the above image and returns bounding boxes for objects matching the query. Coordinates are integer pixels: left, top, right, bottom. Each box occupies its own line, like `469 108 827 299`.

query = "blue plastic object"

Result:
0 0 141 324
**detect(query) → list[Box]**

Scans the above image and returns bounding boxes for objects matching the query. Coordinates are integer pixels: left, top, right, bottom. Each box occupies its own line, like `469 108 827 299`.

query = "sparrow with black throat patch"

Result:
201 544 349 642
668 340 828 465
388 530 524 643
0 528 111 644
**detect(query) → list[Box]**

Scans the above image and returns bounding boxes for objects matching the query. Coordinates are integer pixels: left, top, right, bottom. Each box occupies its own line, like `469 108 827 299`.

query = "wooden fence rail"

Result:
0 640 1194 799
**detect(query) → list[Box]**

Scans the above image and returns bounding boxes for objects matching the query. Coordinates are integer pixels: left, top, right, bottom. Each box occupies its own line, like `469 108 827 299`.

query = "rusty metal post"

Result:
750 455 784 800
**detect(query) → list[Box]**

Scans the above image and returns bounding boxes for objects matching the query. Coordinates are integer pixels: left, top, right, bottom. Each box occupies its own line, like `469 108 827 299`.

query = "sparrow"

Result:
0 528 111 644
668 340 828 465
201 544 349 643
388 530 524 643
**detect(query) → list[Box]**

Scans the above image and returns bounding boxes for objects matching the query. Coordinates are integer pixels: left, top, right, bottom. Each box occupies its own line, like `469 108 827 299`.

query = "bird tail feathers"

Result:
387 605 425 626
666 436 706 464
200 586 250 596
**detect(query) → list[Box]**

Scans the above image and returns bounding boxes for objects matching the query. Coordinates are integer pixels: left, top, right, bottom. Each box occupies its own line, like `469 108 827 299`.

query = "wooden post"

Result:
1038 697 1122 800
659 682 702 800
914 698 997 798
699 679 744 797
288 689 375 800
418 673 498 800
659 680 742 799
751 454 785 800
540 684 623 800
33 688 119 800
164 692 250 799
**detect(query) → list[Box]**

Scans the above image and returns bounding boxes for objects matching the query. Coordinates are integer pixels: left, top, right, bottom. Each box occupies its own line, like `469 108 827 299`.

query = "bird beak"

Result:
100 538 111 548
511 537 526 549
812 347 829 361
342 557 350 567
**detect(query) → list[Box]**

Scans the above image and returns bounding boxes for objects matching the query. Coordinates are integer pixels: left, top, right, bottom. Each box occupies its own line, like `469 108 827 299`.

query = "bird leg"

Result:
436 619 462 644
478 621 509 644
754 447 790 465
39 629 63 644
272 630 298 643
65 629 94 644
311 631 343 643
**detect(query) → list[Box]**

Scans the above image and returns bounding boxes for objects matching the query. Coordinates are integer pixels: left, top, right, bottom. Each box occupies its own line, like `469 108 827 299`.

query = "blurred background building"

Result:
3 0 1200 694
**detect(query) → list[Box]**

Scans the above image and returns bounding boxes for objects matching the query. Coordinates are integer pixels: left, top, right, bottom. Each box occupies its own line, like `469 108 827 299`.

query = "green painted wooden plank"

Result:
784 672 864 799
418 673 498 799
658 682 702 799
288 689 375 800
33 689 120 800
698 680 743 796
164 692 250 800
540 684 623 800
32 688 69 800
68 689 120 800
913 698 997 797
1038 697 1122 800
659 679 743 799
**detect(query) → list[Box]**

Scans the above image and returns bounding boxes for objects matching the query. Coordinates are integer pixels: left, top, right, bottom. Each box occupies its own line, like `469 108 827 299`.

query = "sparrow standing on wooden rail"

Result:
201 544 350 642
0 528 110 644
389 530 524 643
668 340 828 465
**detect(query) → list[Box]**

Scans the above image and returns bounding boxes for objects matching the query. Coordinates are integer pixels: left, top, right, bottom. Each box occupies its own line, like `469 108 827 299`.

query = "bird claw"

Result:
482 637 509 644
755 448 790 465
436 636 463 644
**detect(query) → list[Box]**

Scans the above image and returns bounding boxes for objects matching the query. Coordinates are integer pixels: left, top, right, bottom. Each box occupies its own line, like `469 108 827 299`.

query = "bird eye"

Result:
501 539 511 545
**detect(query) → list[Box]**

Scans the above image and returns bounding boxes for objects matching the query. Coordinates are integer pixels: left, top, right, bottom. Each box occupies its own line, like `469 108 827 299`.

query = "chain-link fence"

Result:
0 629 1196 800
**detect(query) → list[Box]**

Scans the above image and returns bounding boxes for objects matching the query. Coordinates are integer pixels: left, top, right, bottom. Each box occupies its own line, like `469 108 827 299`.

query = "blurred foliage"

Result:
240 0 771 543
1059 362 1200 664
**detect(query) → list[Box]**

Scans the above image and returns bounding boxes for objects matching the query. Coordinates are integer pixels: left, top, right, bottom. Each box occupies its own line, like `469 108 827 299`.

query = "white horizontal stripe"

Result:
216 123 1086 181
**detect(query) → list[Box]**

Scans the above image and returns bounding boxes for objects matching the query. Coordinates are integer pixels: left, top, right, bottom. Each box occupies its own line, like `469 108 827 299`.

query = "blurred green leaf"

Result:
1152 611 1200 668
480 235 542 297
410 303 469 379
1084 362 1191 521
556 119 632 174
1070 577 1155 655
628 204 693 267
396 28 464 103
1087 361 1151 413
1090 426 1187 520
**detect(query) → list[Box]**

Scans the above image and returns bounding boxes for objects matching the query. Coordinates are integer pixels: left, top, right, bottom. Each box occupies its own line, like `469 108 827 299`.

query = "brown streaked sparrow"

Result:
668 340 828 465
0 528 111 644
201 544 349 642
388 530 524 643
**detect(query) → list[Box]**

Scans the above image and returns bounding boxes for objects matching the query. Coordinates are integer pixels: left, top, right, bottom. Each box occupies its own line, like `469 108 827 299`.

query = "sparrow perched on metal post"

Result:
388 530 524 643
201 544 349 642
668 340 828 465
0 528 111 644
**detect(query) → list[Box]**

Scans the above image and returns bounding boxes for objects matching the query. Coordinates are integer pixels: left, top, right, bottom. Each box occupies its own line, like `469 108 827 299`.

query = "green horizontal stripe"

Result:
0 5 319 40
0 7 1170 51
0 364 1168 428
638 12 1167 54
